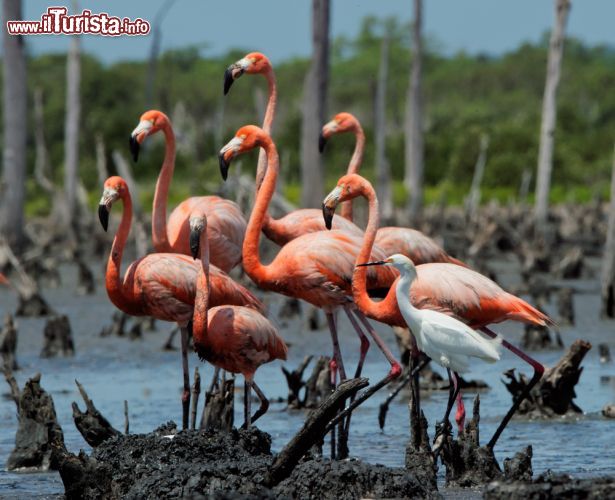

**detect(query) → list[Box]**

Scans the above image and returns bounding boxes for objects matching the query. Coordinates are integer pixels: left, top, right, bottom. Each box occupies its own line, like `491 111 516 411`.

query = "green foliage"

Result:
1 18 614 215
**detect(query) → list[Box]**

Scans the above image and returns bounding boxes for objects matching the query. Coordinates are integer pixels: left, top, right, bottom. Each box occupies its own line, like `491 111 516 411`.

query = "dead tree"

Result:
374 22 394 223
465 135 489 223
0 313 18 370
534 0 571 233
601 144 615 317
95 134 109 187
404 0 425 223
145 0 177 108
300 0 330 209
1 0 27 248
72 380 121 447
64 0 81 229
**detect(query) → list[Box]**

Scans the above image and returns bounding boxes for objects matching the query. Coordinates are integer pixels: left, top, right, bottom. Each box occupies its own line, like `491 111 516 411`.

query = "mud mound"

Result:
484 471 615 499
57 423 436 499
276 456 438 499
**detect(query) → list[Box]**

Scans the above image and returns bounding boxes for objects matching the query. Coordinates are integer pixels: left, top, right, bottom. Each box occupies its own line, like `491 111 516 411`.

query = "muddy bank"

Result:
484 471 615 499
56 424 437 499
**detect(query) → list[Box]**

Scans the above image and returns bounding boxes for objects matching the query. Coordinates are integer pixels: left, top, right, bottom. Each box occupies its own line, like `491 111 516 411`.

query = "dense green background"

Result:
3 17 614 215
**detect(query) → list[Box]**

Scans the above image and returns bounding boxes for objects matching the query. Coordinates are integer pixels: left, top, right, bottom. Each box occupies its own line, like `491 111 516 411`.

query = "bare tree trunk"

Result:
465 135 489 223
601 144 615 318
300 0 330 209
519 169 532 205
404 0 425 223
534 0 571 233
1 0 27 249
145 0 176 108
95 134 108 188
375 27 394 223
34 89 54 194
64 0 81 228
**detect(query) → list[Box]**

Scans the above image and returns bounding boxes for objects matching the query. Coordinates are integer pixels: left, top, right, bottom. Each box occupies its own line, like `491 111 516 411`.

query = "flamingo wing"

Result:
412 263 550 327
377 226 465 266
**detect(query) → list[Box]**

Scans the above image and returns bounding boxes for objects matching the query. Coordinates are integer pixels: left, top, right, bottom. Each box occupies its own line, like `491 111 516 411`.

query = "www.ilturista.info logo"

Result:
6 6 151 36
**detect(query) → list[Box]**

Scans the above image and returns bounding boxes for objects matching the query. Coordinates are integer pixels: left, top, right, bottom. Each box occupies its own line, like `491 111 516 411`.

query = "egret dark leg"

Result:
250 381 270 425
180 326 191 430
481 326 545 450
442 370 461 425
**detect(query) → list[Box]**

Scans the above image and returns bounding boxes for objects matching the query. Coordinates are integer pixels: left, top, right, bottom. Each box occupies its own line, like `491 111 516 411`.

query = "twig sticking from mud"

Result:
124 400 129 435
281 355 312 408
265 377 368 487
190 367 201 430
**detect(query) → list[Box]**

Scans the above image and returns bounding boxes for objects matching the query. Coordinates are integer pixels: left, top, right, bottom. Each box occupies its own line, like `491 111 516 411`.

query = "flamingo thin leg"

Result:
354 311 402 378
481 326 545 450
244 378 252 429
250 381 270 425
180 326 191 430
343 306 370 379
326 311 347 382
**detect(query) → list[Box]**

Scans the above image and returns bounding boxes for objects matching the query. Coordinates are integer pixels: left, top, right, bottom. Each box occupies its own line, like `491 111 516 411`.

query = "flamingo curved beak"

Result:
322 186 342 230
318 132 328 153
223 58 250 95
98 205 109 232
189 228 200 259
218 136 244 181
129 120 154 162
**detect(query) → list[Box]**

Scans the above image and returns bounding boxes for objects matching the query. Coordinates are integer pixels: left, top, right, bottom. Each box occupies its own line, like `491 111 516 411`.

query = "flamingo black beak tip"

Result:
218 153 230 181
223 68 234 95
98 205 109 232
189 229 200 260
318 133 328 154
322 204 334 230
129 136 140 162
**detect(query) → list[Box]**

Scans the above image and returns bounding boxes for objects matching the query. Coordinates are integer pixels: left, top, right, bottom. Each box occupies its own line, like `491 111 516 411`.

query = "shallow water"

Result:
1 259 614 497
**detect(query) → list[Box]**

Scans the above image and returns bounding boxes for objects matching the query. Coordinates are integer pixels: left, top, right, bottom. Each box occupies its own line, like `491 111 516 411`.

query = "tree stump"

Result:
99 311 127 337
1 313 18 370
503 339 591 418
304 356 332 408
404 387 436 489
200 376 235 432
5 372 65 471
557 287 574 325
598 343 611 363
72 380 122 447
602 404 615 418
437 395 503 487
41 314 75 358
281 355 313 409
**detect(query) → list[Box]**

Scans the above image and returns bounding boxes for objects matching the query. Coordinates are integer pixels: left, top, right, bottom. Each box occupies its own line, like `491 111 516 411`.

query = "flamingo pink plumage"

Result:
129 110 246 272
98 176 263 429
190 213 287 428
218 126 401 392
223 53 363 246
321 112 467 267
323 173 550 449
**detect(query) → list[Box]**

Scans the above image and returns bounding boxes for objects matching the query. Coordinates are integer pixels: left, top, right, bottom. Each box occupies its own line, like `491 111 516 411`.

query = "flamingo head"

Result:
319 112 359 153
224 52 271 95
322 173 366 229
189 213 207 260
98 176 128 232
218 125 268 181
129 110 170 162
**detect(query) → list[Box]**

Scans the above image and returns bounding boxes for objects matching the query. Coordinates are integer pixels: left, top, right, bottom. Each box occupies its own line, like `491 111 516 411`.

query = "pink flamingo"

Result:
129 110 246 272
223 53 363 246
323 174 551 449
98 176 263 429
218 126 401 393
320 111 466 266
190 212 287 428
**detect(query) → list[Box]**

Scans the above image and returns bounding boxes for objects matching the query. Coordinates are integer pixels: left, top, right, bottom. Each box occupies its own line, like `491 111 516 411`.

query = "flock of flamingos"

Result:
97 51 552 454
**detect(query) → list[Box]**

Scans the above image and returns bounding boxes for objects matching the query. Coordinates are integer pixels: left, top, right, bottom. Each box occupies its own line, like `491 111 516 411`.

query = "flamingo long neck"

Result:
106 192 133 308
352 182 400 323
193 226 211 351
341 123 365 221
243 138 277 284
255 68 277 192
151 123 176 252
